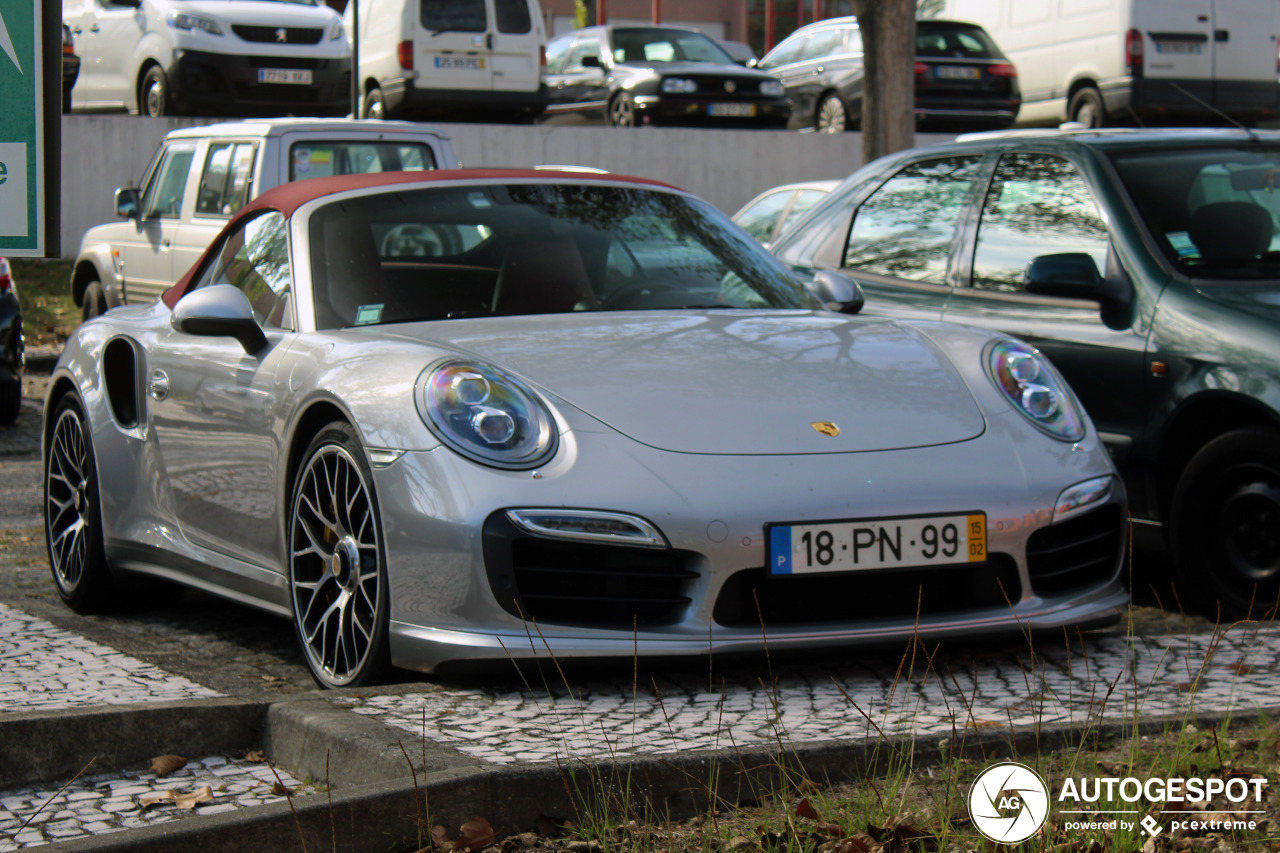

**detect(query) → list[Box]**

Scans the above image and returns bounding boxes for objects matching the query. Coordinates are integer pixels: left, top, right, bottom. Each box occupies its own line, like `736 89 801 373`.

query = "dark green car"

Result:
772 128 1280 619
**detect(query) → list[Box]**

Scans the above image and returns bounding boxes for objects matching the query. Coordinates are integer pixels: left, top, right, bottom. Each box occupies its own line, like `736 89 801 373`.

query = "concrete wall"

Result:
58 114 955 258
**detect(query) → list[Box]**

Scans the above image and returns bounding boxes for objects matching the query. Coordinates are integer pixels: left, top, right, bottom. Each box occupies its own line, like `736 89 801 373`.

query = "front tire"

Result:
1170 427 1280 620
46 394 116 612
816 92 849 134
0 381 19 426
140 66 170 117
608 92 637 127
82 280 107 321
288 422 391 688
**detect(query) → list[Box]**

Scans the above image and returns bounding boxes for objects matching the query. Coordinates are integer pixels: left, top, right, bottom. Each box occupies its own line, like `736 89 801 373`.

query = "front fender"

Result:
71 244 123 308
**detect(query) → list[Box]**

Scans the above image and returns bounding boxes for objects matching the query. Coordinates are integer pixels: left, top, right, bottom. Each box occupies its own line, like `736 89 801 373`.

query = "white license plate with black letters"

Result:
768 512 987 574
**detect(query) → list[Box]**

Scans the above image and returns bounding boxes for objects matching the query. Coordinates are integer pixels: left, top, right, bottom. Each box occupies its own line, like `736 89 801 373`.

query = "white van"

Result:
345 0 547 121
940 0 1280 127
63 0 351 117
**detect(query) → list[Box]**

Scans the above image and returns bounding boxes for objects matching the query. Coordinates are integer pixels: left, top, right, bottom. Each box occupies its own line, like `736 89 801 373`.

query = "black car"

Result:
771 128 1280 619
0 258 23 425
758 17 1020 133
544 25 790 128
62 24 80 114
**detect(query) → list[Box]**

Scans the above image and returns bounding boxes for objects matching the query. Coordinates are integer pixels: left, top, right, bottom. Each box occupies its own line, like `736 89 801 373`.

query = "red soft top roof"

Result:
164 168 681 307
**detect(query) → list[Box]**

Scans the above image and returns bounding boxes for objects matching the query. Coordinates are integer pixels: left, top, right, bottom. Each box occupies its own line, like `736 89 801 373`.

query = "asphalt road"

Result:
0 363 1219 705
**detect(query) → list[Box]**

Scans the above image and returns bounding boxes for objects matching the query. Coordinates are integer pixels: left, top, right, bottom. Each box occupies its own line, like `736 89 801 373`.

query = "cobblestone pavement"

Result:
0 757 315 849
0 604 222 711
339 623 1280 766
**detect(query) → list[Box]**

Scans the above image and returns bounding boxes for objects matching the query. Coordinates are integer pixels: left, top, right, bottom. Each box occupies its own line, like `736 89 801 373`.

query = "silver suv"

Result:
70 119 461 319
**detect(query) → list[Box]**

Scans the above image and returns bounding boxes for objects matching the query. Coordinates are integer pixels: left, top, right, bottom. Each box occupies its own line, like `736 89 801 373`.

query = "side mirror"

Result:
115 187 141 223
581 55 602 68
1024 252 1132 315
171 285 268 354
811 269 864 314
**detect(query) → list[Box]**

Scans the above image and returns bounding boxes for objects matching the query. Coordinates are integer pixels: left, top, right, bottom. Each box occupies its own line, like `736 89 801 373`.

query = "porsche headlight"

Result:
760 79 786 97
417 360 557 468
167 11 223 35
987 341 1085 441
661 77 698 94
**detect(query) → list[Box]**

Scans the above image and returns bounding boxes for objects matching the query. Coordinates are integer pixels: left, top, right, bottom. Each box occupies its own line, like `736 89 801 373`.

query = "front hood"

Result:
389 311 986 455
172 0 339 25
1192 283 1280 324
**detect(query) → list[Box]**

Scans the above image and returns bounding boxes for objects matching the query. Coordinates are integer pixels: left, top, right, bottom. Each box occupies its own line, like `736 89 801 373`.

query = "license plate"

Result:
257 68 312 85
936 65 981 80
768 512 987 575
709 102 756 117
1155 40 1202 55
434 55 486 70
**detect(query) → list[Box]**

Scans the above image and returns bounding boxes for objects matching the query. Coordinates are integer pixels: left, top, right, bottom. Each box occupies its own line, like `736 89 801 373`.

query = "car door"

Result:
415 0 496 92
120 140 199 305
173 139 260 282
490 0 544 96
942 151 1148 461
71 0 144 109
834 154 988 321
549 34 608 114
148 210 295 570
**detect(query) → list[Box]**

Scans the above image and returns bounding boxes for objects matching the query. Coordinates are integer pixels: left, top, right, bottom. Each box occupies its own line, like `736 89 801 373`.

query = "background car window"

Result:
735 191 792 242
611 28 732 64
193 212 293 331
799 28 845 61
196 142 257 217
971 154 1109 293
419 0 484 33
759 33 805 68
915 23 1000 58
566 36 603 70
545 34 572 73
843 156 983 284
140 144 196 219
781 189 830 230
290 142 436 180
494 0 530 34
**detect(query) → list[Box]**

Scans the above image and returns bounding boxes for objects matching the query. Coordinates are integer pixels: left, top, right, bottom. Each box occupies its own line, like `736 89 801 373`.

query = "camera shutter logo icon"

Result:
968 762 1049 844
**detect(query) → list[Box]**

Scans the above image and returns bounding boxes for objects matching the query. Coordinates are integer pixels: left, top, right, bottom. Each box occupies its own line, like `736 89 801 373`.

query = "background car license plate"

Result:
258 68 312 85
937 65 980 80
768 512 986 574
435 55 486 70
709 103 756 117
1155 41 1202 54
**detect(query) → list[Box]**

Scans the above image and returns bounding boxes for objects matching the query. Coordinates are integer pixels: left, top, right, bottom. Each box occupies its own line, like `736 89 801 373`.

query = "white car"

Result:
70 119 461 319
63 0 351 116
732 180 841 248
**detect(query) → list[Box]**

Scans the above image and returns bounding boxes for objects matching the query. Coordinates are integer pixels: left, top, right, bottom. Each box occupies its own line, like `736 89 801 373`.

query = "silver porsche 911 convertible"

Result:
43 169 1128 687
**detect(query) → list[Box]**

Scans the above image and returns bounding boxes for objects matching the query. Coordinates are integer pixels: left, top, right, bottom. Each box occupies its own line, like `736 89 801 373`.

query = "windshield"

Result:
307 183 816 329
610 27 736 64
1110 145 1280 280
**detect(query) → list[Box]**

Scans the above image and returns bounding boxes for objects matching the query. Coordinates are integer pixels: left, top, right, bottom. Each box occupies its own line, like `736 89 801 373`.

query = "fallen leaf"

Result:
454 817 495 852
150 755 187 777
270 782 291 796
139 790 178 809
965 720 1002 728
798 779 821 794
796 798 820 820
432 825 450 849
837 834 876 853
243 750 268 763
817 821 844 837
173 786 213 810
1227 662 1255 676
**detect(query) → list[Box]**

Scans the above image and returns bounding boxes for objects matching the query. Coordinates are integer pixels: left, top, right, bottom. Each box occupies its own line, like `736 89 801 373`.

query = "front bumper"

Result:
385 80 548 119
633 94 791 128
167 49 351 115
375 409 1128 673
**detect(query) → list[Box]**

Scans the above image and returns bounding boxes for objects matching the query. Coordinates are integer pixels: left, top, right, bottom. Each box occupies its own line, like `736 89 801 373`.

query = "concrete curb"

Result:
9 690 1270 852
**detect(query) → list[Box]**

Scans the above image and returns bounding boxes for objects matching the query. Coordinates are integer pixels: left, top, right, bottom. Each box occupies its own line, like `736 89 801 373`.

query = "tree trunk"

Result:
852 0 916 164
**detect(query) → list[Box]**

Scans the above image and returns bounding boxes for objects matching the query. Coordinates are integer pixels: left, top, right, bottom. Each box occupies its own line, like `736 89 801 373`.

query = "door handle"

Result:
1215 29 1229 42
814 66 824 74
72 26 83 34
89 24 100 33
160 239 171 252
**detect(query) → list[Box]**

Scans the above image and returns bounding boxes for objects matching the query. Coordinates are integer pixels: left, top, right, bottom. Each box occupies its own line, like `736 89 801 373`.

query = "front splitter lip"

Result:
388 585 1129 671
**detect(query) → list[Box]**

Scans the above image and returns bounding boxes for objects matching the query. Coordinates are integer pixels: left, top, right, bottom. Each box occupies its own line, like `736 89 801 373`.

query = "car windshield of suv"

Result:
1111 146 1280 280
915 22 1001 58
307 183 815 328
610 28 735 64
